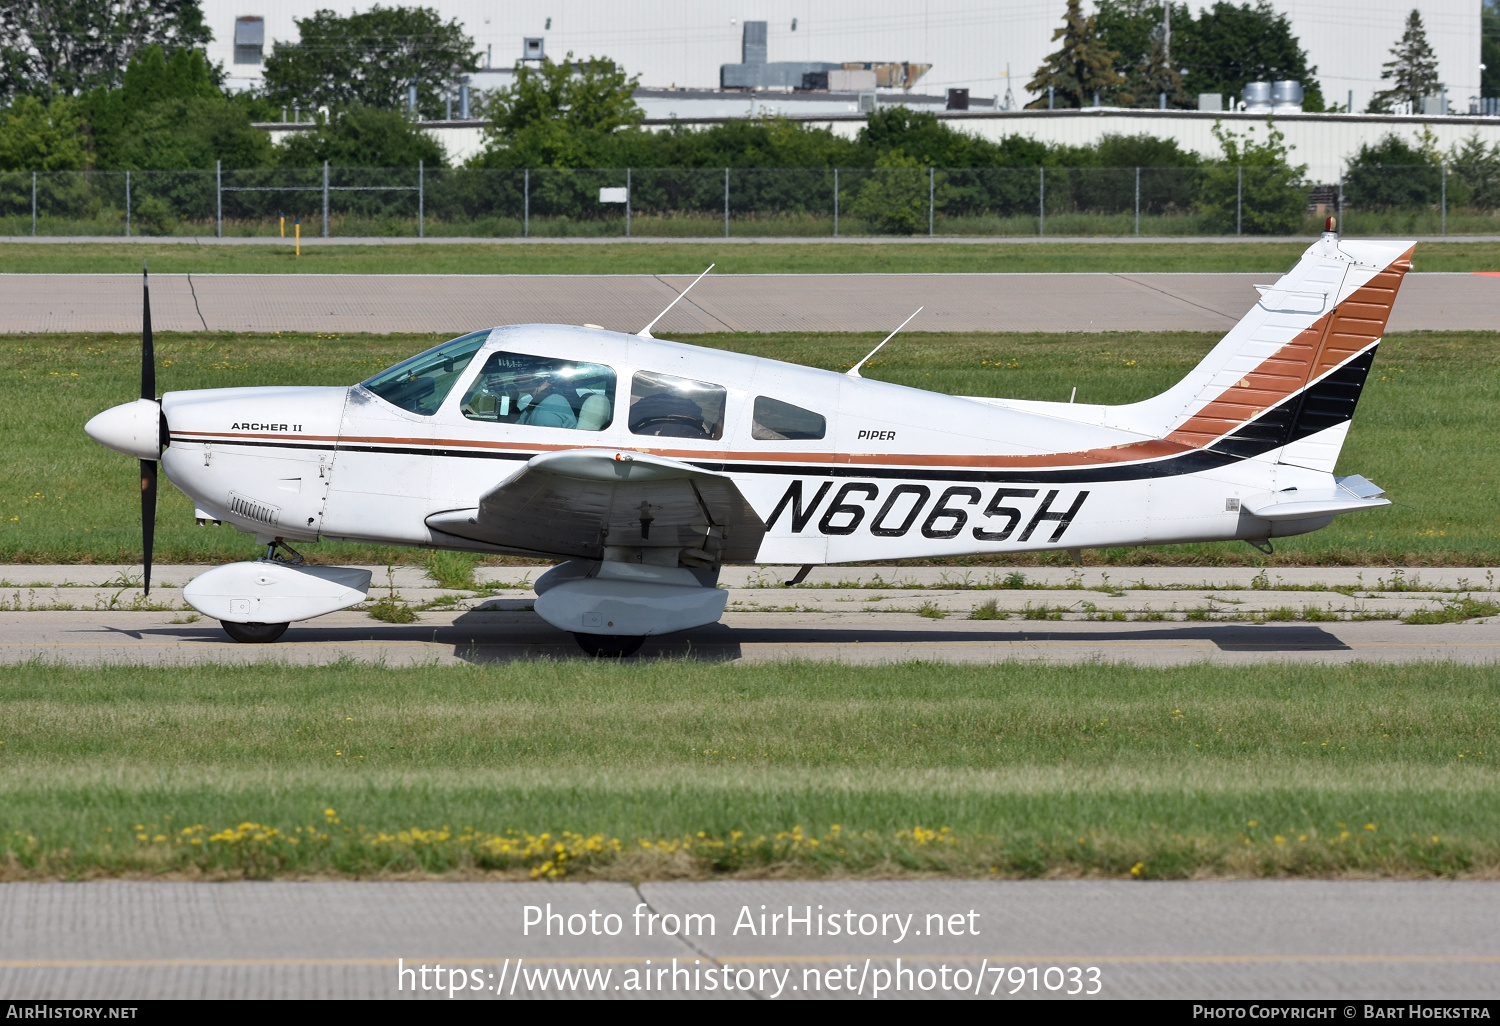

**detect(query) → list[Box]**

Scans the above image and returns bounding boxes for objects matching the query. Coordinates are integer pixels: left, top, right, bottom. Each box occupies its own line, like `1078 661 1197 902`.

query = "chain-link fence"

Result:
2 163 1494 237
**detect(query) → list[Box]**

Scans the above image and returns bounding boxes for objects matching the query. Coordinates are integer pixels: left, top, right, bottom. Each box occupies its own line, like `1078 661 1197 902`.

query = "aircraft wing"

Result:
425 449 766 563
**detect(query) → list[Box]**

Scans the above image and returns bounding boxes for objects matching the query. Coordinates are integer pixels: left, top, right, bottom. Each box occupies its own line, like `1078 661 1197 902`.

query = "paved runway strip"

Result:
1 271 1492 334
3 564 1495 665
1 880 1496 999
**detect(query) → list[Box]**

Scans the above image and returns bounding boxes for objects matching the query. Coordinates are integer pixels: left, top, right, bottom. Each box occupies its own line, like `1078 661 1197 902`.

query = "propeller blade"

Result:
141 261 154 400
141 263 157 597
140 458 156 597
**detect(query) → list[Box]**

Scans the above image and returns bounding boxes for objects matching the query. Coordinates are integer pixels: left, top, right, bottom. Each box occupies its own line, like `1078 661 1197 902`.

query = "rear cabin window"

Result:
360 330 489 416
751 396 826 440
459 351 616 431
629 370 727 440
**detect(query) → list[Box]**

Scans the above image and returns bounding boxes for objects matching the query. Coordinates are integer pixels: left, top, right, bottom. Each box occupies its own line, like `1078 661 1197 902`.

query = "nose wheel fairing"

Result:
184 562 372 624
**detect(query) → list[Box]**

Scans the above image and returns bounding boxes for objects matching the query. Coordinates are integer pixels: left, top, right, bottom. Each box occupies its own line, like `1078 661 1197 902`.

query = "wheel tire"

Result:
572 633 645 658
221 620 290 644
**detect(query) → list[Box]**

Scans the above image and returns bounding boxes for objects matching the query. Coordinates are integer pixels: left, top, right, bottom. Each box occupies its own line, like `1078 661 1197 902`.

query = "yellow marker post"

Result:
279 212 285 238
294 218 300 256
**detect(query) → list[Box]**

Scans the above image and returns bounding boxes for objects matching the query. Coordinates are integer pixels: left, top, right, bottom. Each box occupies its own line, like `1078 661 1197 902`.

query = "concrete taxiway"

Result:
2 880 1497 999
1 564 1494 666
0 270 1493 334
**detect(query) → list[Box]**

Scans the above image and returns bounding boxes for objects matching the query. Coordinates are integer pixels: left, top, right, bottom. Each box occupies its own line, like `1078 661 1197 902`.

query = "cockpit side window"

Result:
361 330 489 416
629 370 727 440
459 351 616 431
751 396 826 440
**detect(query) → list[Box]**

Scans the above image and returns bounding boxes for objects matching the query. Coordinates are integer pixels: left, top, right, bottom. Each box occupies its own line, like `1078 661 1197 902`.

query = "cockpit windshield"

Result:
360 330 490 415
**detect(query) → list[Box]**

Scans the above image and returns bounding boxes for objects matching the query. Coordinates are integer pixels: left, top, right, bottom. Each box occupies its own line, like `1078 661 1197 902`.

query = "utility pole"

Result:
1163 2 1170 64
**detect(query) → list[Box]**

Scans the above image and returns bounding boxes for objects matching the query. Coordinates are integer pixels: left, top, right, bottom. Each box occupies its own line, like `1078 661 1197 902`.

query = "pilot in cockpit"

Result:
460 353 615 431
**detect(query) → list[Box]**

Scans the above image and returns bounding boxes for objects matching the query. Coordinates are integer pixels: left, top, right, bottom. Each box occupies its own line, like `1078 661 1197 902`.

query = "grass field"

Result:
0 240 1497 275
0 660 1494 880
4 328 1497 566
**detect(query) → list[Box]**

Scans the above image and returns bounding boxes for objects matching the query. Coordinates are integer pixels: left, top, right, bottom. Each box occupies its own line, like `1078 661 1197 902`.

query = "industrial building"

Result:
207 1 1481 116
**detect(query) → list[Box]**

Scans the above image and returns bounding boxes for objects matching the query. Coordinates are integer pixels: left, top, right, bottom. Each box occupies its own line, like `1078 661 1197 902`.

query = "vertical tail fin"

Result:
1110 235 1414 471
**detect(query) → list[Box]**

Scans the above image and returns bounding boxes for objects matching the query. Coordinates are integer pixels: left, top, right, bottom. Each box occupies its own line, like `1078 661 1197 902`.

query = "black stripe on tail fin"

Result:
1207 346 1378 460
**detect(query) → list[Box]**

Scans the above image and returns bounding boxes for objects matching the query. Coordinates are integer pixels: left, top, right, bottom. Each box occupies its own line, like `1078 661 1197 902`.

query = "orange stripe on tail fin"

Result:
1166 245 1413 451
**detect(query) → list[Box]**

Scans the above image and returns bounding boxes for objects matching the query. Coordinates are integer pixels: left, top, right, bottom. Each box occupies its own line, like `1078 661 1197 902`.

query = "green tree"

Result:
1134 34 1191 108
0 94 86 170
0 0 210 98
475 54 640 168
1175 2 1324 110
859 107 1028 166
79 46 271 170
118 40 219 105
1095 1 1192 108
1369 10 1441 113
848 150 931 234
607 118 858 169
107 96 275 170
261 6 477 117
278 105 446 167
1027 0 1130 108
1344 133 1441 209
1450 134 1500 210
1197 120 1307 233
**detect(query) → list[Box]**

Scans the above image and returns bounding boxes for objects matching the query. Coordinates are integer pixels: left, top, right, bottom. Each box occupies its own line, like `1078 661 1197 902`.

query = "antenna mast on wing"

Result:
638 264 715 339
846 306 922 378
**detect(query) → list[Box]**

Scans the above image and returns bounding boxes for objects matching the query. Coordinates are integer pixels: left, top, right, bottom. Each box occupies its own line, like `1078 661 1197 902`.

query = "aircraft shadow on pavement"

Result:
673 622 1353 653
101 615 1349 660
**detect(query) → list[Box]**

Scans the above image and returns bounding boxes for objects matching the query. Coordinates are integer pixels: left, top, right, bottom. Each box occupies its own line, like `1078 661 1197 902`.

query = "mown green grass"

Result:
0 660 1495 878
4 329 1496 566
0 240 1495 275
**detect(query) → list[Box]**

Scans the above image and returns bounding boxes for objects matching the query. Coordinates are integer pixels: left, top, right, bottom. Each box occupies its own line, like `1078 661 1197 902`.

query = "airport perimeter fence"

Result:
0 163 1494 238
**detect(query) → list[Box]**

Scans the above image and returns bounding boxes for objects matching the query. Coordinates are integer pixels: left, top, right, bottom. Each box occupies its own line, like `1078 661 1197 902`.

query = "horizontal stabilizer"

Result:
1242 476 1390 522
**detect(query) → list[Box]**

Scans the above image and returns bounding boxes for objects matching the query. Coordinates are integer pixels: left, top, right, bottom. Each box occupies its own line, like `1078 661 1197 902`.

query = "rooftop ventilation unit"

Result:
1272 80 1303 113
1243 81 1272 113
742 21 767 64
523 37 545 61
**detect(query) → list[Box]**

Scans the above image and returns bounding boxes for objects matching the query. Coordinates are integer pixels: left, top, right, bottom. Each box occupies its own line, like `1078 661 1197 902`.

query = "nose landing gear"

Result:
571 633 645 658
220 620 290 644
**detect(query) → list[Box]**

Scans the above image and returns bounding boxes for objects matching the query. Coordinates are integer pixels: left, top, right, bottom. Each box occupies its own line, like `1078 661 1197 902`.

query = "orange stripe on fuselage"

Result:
1166 246 1413 449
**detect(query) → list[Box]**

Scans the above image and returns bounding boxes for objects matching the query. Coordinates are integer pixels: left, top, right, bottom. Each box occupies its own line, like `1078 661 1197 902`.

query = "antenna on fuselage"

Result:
637 264 714 339
846 307 923 379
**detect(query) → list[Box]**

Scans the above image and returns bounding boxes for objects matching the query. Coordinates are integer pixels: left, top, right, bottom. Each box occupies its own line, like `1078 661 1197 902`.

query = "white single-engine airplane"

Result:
86 225 1412 655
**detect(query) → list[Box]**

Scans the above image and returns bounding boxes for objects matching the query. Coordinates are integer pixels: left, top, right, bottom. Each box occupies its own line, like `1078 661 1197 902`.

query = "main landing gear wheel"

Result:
220 620 290 644
572 633 645 658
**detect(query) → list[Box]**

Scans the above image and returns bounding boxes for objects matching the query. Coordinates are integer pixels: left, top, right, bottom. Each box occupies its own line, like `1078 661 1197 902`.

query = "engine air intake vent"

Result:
228 491 280 525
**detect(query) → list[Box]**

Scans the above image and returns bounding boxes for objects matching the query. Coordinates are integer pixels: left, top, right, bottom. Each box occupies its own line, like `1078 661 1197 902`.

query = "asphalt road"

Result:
2 880 1497 999
1 271 1493 334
